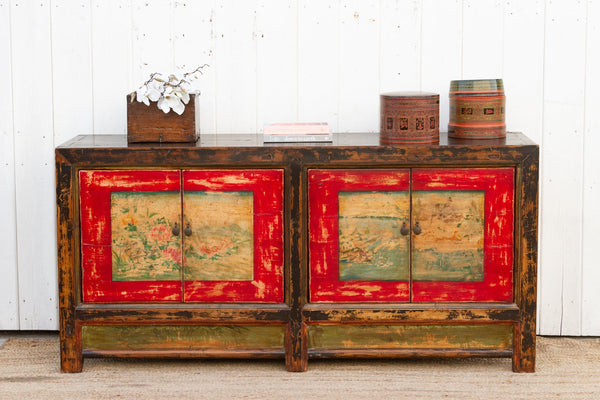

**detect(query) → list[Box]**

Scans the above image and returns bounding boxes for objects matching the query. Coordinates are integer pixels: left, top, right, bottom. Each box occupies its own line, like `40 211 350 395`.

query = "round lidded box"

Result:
380 92 439 145
448 79 506 139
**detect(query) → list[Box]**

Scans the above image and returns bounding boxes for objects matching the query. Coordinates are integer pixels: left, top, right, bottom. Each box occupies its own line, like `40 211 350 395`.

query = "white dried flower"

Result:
131 65 208 114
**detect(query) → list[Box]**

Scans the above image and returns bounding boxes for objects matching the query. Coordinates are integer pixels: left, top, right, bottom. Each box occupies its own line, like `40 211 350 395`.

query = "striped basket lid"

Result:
449 79 504 94
380 91 439 98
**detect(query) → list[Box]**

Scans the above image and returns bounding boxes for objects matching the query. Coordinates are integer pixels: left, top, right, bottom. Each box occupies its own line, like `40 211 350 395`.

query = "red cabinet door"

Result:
182 170 284 302
309 169 411 302
411 168 514 302
308 168 514 304
80 170 183 302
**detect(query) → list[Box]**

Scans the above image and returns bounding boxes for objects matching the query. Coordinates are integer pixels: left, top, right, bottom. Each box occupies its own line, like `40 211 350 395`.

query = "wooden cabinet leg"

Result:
512 323 536 373
60 332 83 373
285 322 307 372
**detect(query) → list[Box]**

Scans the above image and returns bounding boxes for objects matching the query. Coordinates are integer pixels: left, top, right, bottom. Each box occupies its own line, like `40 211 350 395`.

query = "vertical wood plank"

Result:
213 0 257 133
503 1 544 144
11 0 57 330
0 0 19 330
539 0 587 335
581 0 600 336
513 147 539 372
421 0 462 132
131 0 174 90
90 0 133 134
298 0 339 131
56 154 82 372
51 0 94 145
379 0 421 93
172 0 217 134
462 0 504 78
256 0 298 131
287 157 307 371
337 0 379 133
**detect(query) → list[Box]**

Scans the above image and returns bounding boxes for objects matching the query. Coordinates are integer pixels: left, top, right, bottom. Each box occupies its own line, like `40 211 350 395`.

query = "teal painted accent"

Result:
308 324 513 350
186 190 253 198
83 325 285 351
412 248 485 281
338 191 410 281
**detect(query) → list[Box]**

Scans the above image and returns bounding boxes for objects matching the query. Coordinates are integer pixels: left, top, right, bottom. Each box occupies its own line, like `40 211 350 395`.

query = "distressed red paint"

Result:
80 170 182 302
309 168 514 303
411 168 514 302
309 169 411 302
183 170 284 303
80 169 284 303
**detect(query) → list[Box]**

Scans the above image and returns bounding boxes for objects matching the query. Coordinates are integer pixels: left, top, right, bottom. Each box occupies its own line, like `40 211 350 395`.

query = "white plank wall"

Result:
298 0 339 130
0 0 19 330
582 0 600 335
1 0 599 334
420 0 462 131
91 0 133 134
10 0 57 330
540 0 588 336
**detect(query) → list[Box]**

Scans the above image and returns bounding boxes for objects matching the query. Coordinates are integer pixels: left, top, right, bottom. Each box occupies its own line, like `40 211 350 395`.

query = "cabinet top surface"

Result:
57 132 536 149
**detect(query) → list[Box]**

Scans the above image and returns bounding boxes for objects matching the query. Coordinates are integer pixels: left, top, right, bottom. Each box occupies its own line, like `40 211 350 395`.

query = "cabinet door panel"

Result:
309 169 411 302
338 191 410 281
412 190 485 282
411 168 514 302
183 191 254 281
182 170 284 303
110 191 182 281
80 170 182 302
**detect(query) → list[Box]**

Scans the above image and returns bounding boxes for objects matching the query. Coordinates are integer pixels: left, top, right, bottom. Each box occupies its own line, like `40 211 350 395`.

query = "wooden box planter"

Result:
126 94 199 143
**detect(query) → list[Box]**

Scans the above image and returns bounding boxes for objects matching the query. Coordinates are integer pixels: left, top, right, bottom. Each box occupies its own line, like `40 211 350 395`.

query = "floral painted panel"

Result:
183 191 254 281
111 191 181 281
412 190 485 282
338 191 410 281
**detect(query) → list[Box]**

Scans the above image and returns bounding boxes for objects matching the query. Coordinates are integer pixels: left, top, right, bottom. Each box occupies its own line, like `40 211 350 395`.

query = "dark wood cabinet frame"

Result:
56 132 538 373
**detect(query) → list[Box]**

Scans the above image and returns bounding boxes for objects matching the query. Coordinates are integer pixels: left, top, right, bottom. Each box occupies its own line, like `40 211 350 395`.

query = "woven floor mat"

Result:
0 336 598 399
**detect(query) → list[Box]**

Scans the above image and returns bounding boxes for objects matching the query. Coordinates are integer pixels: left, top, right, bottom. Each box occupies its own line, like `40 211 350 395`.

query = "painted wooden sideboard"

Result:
56 132 538 372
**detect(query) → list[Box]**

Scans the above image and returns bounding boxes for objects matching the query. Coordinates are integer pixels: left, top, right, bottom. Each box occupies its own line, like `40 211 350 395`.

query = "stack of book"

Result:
263 122 332 143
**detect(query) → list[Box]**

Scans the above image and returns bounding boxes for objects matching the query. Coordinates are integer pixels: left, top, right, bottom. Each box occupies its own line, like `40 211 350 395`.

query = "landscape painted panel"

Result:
183 191 254 281
338 191 410 281
412 190 485 282
111 191 181 281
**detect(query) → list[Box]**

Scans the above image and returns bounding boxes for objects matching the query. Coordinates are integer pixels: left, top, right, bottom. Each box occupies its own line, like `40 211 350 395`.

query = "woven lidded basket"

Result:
448 79 506 139
380 92 439 145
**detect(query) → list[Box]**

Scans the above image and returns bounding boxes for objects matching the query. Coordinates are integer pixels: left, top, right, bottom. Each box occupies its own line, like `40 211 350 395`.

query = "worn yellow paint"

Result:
307 324 513 350
412 190 485 282
184 176 255 189
183 191 254 281
96 173 180 189
82 325 285 351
